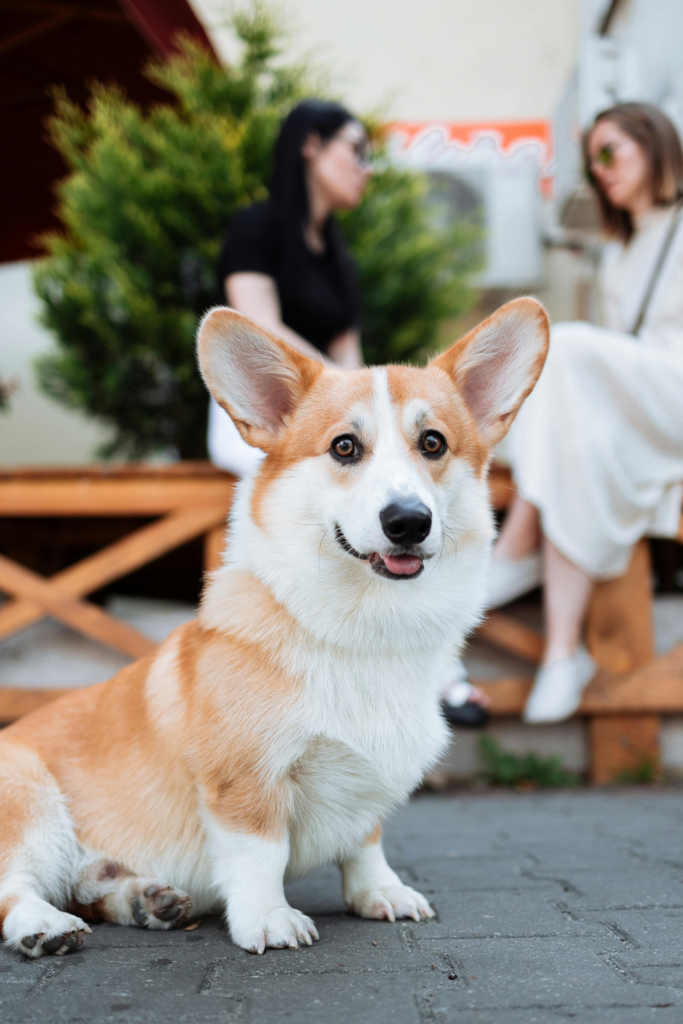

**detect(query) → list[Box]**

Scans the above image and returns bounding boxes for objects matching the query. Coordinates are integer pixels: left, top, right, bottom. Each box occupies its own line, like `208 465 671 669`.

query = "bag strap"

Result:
630 198 683 336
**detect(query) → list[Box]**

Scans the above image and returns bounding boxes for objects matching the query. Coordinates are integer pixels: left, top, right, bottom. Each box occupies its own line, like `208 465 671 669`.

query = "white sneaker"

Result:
523 646 596 724
441 658 472 705
486 551 543 609
443 656 468 687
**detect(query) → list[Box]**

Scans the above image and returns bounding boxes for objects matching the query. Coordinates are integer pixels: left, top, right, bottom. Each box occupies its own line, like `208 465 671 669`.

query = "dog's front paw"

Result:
230 906 319 954
347 884 434 923
4 903 91 958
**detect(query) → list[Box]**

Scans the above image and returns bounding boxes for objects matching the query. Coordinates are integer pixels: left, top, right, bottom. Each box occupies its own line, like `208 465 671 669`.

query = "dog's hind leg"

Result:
71 861 193 930
0 740 192 954
0 742 91 958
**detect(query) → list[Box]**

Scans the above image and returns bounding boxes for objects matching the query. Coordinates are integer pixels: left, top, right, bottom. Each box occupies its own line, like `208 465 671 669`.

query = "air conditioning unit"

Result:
388 123 547 288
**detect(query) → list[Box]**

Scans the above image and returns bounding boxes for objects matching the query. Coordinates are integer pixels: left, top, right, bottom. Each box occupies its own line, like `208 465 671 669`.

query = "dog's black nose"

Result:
380 501 432 545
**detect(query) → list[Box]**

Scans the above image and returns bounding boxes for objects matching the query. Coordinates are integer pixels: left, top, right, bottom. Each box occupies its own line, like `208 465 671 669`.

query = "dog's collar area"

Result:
334 525 426 581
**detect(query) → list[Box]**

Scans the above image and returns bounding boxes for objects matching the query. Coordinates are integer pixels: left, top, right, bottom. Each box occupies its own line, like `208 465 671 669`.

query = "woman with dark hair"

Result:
486 102 683 723
208 99 370 475
209 99 490 728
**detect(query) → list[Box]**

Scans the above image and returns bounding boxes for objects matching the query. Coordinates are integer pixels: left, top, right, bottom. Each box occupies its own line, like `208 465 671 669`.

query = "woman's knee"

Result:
550 321 595 347
547 322 603 372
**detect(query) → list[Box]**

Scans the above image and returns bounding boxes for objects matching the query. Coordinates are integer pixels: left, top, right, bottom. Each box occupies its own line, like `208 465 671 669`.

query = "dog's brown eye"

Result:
421 431 446 458
331 435 361 462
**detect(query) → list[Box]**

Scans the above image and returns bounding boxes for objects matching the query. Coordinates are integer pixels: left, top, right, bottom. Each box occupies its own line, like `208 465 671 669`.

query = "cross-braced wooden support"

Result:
0 464 234 660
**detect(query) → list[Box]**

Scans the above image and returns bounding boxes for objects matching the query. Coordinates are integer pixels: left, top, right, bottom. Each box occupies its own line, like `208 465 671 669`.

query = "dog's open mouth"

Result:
334 526 425 580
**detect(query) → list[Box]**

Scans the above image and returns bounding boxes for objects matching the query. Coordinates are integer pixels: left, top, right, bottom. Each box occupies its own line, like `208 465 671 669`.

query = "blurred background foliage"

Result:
34 7 481 459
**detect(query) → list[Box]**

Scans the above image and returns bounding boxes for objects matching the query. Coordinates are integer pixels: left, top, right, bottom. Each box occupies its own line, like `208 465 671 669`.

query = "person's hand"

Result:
327 329 362 370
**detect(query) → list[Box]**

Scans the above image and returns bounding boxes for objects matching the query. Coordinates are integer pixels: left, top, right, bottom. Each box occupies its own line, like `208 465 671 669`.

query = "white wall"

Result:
608 0 683 129
0 261 111 465
193 0 580 121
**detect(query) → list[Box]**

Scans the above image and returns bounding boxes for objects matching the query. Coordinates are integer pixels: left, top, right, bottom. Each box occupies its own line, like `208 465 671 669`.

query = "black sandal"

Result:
441 682 490 730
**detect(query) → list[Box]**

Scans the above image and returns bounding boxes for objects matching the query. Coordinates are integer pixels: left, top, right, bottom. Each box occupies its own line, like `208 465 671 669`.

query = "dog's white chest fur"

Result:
199 466 492 882
284 646 451 878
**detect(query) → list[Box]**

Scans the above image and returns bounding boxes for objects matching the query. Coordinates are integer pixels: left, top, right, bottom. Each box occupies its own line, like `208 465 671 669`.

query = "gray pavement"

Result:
2 788 683 1023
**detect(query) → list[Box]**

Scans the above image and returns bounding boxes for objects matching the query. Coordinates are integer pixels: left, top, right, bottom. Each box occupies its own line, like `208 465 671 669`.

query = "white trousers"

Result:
207 398 265 478
508 322 683 579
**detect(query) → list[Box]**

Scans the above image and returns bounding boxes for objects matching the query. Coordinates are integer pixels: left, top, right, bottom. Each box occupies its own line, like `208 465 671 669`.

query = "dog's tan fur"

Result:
0 298 549 957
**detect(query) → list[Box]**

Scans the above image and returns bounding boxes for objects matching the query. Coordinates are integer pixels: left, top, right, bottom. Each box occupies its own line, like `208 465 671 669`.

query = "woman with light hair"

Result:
490 102 683 723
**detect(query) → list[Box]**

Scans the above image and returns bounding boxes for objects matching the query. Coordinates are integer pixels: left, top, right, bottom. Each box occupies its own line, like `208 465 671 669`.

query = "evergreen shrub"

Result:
34 9 481 459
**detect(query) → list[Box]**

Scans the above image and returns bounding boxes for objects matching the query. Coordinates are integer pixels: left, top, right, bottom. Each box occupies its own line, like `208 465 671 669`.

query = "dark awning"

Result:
0 0 216 263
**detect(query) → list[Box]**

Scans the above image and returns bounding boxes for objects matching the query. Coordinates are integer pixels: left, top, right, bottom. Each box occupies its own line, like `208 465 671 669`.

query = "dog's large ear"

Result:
431 297 549 448
197 307 323 451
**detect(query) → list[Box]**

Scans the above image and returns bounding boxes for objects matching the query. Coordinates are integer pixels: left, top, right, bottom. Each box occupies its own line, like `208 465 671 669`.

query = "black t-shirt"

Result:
217 200 361 353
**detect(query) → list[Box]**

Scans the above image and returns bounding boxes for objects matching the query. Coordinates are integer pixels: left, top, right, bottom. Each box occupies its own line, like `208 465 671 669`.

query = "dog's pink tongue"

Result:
382 554 423 576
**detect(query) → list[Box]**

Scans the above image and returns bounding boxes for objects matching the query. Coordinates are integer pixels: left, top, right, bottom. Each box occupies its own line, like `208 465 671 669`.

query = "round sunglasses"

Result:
334 129 370 170
589 140 629 170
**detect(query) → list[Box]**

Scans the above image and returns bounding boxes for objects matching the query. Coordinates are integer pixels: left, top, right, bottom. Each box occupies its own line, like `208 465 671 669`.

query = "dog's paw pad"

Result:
18 922 90 957
131 883 193 930
349 884 434 923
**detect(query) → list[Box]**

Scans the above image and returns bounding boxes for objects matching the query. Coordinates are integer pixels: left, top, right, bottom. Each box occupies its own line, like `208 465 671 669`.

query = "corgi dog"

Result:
0 298 548 958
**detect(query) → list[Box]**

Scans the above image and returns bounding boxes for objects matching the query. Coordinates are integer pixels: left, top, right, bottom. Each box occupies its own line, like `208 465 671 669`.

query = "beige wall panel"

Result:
0 262 112 466
194 0 580 121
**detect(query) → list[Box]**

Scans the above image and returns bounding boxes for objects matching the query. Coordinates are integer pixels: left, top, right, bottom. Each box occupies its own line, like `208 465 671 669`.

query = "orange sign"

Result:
386 120 554 196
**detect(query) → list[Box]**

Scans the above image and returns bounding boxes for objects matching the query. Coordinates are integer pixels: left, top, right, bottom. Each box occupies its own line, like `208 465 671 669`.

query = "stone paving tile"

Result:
506 838 645 871
604 948 683 992
220 973 426 1024
407 854 557 894
428 1006 682 1023
571 905 683 949
410 890 607 940
2 789 683 1024
412 935 676 1011
534 867 683 906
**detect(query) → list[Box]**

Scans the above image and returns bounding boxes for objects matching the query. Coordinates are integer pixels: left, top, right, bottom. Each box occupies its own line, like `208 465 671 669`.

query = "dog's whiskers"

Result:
282 519 327 528
318 529 328 575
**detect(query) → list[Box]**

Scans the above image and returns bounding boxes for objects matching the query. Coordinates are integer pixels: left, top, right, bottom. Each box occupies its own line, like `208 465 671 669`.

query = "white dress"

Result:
207 397 265 478
509 206 683 579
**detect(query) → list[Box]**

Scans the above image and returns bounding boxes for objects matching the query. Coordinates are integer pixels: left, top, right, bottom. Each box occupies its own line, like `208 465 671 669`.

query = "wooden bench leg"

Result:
586 539 657 783
587 539 655 672
590 715 661 784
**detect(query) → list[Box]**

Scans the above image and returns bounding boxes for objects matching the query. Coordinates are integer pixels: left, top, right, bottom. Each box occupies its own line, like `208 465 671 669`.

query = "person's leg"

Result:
486 496 543 609
447 496 541 719
542 539 594 665
494 495 541 560
522 538 597 724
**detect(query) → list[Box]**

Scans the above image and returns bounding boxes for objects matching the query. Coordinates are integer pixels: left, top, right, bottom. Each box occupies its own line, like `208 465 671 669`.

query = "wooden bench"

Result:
0 461 234 659
1 463 682 784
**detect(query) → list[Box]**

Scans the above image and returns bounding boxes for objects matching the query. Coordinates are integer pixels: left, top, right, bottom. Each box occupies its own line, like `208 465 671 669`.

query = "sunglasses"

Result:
348 136 370 169
335 129 370 169
589 140 628 170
